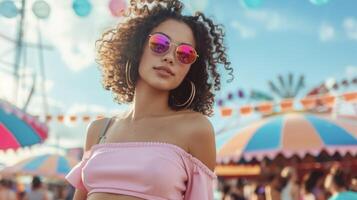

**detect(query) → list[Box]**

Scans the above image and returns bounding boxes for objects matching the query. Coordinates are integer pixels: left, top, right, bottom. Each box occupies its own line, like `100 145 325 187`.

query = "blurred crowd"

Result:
0 176 74 200
216 166 357 200
1 165 357 200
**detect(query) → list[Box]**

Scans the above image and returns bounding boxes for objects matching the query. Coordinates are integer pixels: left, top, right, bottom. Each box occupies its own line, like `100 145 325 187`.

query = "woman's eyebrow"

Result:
153 31 194 46
154 31 172 40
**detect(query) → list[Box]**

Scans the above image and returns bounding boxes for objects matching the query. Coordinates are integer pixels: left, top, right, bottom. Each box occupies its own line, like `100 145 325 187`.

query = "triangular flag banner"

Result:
280 99 294 112
343 92 357 102
240 105 253 115
319 95 335 107
220 107 233 117
257 102 274 115
300 97 317 109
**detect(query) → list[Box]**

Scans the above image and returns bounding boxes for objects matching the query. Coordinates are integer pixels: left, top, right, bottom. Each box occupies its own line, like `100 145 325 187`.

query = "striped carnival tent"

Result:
217 113 357 164
0 154 79 179
0 99 48 150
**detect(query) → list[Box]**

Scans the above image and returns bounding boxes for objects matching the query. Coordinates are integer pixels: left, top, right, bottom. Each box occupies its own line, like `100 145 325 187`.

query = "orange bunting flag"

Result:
82 116 91 122
257 102 274 114
280 99 294 112
69 116 77 122
342 92 357 102
240 105 253 115
300 97 317 109
57 115 64 122
220 107 233 117
46 115 52 122
319 95 335 107
33 92 357 124
96 115 105 119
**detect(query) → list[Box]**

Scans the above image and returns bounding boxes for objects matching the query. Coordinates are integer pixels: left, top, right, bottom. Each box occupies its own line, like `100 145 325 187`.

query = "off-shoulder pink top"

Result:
65 142 217 200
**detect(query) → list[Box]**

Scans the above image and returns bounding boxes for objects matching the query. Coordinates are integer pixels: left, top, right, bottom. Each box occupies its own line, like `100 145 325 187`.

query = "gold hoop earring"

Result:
126 61 133 88
174 80 196 109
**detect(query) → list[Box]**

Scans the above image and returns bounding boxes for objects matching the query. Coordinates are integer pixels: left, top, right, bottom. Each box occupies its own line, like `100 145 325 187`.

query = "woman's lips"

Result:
153 66 174 76
154 68 172 77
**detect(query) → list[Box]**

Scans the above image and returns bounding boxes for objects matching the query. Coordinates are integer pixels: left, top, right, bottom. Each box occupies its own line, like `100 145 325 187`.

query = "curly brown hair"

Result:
96 0 234 116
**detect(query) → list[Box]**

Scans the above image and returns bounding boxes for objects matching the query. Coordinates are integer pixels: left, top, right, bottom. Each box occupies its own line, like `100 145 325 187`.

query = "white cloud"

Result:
345 65 357 79
230 9 306 39
188 0 208 12
243 10 290 31
343 17 357 40
0 72 15 101
1 0 122 72
230 21 256 39
43 0 120 72
319 23 335 42
0 67 56 111
0 10 17 35
26 95 66 115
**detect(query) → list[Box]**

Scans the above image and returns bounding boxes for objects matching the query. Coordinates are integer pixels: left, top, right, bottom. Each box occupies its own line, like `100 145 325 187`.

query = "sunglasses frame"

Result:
148 32 199 65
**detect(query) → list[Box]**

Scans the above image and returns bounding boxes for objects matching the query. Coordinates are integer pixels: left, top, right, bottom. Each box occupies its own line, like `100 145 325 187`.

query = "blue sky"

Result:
0 0 357 163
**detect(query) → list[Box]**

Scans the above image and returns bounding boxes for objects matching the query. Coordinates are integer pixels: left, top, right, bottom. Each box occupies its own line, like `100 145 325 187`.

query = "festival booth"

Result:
0 154 79 179
216 112 357 178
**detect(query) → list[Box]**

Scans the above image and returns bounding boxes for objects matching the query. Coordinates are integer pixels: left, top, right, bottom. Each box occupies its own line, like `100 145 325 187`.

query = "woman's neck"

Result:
129 80 174 121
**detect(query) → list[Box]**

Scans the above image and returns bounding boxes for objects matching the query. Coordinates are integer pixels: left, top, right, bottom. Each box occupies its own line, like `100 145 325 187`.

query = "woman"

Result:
65 0 233 199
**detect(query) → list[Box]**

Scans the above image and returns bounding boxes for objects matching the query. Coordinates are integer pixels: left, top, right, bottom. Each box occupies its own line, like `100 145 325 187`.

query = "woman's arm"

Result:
186 114 216 172
73 189 87 200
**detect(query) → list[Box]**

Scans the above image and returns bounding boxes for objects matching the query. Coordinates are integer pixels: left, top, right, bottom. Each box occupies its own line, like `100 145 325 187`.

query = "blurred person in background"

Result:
42 184 54 200
16 182 27 200
65 185 75 200
349 176 357 192
324 168 357 200
0 179 16 200
265 173 282 200
221 181 232 200
280 166 300 200
228 178 246 200
251 184 265 200
24 176 49 200
301 170 326 200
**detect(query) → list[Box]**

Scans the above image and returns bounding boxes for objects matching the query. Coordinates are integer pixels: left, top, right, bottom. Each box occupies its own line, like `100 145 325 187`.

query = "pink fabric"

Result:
65 142 217 200
0 123 20 149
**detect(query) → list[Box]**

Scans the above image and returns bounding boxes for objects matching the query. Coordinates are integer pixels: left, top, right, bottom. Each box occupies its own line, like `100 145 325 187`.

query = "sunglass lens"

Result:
176 44 197 64
149 34 170 54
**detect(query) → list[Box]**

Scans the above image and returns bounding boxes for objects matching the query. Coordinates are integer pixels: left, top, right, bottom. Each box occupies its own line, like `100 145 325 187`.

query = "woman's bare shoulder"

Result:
84 111 130 150
180 111 216 171
84 117 110 151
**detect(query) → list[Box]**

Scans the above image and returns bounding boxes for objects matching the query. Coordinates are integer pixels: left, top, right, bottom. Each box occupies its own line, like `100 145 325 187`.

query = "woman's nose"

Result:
161 47 175 65
162 57 174 64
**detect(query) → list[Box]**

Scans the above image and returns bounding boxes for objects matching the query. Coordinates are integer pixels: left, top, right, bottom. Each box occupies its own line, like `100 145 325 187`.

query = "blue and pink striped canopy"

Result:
217 113 357 163
0 99 48 150
1 154 79 179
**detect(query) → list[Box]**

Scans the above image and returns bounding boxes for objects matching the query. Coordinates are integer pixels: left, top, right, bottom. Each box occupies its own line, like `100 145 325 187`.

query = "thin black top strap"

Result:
97 117 113 144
